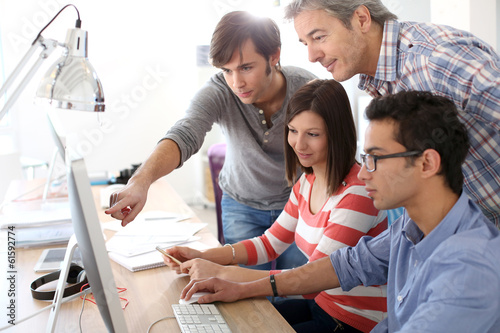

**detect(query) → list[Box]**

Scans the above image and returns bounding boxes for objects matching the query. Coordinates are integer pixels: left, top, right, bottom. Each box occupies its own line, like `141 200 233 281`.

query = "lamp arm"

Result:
0 36 59 121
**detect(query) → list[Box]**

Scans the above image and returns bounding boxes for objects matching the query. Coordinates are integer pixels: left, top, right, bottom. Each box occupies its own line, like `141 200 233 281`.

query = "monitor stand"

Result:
46 234 81 332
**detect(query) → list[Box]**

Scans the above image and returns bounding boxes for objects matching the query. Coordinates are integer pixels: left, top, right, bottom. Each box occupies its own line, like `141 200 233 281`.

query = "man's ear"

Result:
270 47 281 67
420 149 441 178
353 5 372 33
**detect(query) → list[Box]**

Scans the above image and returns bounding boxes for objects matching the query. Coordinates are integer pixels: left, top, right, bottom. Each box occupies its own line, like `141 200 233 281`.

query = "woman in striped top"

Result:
164 79 387 332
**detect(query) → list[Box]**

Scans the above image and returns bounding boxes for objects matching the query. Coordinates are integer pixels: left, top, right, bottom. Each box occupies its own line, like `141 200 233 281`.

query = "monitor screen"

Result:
65 156 128 332
47 114 66 161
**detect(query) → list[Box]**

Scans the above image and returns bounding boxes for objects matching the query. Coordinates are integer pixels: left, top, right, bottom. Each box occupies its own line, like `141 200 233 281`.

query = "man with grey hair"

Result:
284 0 500 227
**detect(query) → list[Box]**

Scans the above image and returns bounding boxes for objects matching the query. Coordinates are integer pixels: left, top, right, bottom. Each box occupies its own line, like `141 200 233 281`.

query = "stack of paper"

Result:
15 223 75 248
0 200 74 247
105 212 208 272
0 209 72 229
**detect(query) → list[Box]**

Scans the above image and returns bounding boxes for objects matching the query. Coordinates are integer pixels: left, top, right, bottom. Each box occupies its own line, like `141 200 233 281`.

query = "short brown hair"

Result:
209 11 281 68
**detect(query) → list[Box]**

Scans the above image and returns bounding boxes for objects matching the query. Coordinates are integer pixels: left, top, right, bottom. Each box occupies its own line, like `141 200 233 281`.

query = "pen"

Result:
155 246 182 266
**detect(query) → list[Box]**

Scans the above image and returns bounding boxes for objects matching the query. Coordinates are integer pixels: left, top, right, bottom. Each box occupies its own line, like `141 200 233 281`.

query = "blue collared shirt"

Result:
331 192 500 332
358 20 500 227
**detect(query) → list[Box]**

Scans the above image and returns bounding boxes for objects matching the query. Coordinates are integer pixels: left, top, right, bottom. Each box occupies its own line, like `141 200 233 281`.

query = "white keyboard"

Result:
172 303 231 333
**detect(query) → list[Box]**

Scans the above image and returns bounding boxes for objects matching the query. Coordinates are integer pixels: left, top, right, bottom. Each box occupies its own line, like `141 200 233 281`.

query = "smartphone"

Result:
155 246 182 265
34 247 82 272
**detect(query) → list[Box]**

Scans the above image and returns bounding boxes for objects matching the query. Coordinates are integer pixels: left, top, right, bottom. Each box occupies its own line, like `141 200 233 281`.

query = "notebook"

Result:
108 241 210 272
108 250 166 272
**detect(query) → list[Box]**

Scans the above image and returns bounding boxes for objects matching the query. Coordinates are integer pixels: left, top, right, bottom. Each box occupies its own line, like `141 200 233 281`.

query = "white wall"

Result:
431 0 497 50
498 0 500 51
0 0 233 202
0 0 497 203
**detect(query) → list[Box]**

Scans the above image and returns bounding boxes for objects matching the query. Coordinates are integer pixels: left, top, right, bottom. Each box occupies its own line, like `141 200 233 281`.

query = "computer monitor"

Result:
46 155 128 332
42 113 66 201
46 113 66 161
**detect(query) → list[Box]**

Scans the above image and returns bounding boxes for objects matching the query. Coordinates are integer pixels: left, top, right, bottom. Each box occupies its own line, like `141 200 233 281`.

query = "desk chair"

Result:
208 143 278 270
207 143 226 244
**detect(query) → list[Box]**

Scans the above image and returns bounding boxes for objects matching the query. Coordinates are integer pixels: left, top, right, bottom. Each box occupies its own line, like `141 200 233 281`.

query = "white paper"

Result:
105 218 207 256
101 211 192 232
115 220 207 237
106 235 200 257
0 205 71 228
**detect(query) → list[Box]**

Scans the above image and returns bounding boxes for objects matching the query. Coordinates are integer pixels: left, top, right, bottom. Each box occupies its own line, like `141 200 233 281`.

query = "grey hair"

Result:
284 0 397 29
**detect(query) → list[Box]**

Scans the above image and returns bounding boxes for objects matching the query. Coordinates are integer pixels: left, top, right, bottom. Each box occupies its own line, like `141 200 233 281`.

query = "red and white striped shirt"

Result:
241 164 388 332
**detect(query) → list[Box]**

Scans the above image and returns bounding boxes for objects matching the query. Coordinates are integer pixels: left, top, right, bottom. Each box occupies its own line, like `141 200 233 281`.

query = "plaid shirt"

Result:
359 20 500 227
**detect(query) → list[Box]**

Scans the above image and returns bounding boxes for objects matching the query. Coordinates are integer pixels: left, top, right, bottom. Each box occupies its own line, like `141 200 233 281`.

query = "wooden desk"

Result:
3 179 294 332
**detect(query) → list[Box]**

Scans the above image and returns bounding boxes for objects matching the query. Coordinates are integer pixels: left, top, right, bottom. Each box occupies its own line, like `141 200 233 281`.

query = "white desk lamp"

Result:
0 4 104 201
0 5 105 331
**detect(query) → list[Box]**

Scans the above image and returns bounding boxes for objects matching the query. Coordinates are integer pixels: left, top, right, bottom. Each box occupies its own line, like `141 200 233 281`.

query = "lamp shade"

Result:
36 28 104 112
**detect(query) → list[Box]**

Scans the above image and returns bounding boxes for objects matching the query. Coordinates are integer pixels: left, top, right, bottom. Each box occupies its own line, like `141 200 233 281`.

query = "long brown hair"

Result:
284 79 357 195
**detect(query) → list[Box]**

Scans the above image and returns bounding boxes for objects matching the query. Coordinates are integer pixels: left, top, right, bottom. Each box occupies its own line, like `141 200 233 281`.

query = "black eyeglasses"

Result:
360 151 422 172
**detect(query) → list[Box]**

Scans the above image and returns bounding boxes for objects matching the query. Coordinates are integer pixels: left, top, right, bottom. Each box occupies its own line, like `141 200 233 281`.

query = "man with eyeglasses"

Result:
181 91 500 333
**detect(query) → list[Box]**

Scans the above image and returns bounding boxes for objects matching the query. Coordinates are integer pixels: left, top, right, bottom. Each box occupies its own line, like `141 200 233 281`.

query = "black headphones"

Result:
31 263 89 301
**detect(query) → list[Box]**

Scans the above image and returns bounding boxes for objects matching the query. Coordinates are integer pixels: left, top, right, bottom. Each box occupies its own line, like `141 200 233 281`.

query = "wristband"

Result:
270 274 278 297
224 243 236 263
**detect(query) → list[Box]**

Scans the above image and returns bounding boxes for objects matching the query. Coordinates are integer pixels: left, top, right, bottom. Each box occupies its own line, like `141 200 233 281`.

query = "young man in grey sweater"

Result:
106 11 316 269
